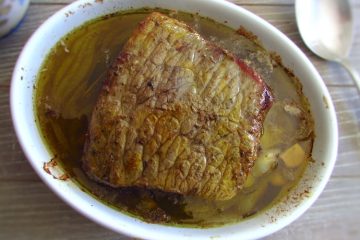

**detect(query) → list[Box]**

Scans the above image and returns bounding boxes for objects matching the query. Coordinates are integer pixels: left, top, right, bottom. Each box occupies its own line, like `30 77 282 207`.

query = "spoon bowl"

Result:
295 0 360 89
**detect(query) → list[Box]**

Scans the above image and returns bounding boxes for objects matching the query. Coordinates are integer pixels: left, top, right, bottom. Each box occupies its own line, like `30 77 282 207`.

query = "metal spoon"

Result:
295 0 360 91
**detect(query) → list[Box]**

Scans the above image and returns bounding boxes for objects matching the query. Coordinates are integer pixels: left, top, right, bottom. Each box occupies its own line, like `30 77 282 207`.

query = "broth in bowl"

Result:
34 9 314 227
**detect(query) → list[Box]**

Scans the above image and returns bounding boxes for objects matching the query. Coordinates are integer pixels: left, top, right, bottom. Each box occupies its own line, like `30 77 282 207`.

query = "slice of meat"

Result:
82 12 273 201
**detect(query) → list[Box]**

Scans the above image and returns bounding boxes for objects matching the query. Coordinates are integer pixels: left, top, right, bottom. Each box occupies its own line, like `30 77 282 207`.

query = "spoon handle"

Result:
340 59 360 93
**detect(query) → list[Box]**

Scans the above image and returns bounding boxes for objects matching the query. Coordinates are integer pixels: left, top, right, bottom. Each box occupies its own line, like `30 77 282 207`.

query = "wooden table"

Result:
1 0 359 239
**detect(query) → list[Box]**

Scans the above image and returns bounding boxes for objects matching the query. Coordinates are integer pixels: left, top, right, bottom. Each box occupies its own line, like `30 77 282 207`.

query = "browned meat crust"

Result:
82 12 272 200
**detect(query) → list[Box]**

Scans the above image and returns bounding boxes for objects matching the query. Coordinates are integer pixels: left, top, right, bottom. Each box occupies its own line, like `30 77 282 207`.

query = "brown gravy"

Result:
35 9 314 227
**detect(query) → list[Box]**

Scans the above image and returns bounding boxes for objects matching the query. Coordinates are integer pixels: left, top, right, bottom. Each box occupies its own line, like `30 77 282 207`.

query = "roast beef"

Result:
82 12 272 200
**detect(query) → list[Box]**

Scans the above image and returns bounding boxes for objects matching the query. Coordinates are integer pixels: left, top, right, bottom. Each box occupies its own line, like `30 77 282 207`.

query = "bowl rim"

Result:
10 0 338 239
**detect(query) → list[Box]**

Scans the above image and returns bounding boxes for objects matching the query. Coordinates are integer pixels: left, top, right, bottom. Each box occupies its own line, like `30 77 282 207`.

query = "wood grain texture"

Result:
1 0 360 239
2 5 359 86
1 177 359 240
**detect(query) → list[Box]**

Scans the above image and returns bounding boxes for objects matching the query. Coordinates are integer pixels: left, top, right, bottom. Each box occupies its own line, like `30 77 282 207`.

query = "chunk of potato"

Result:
252 149 280 177
238 181 268 214
280 143 306 168
270 170 287 186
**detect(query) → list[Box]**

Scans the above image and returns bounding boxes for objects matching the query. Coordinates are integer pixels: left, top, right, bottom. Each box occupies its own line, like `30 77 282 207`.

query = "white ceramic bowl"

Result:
10 0 338 239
